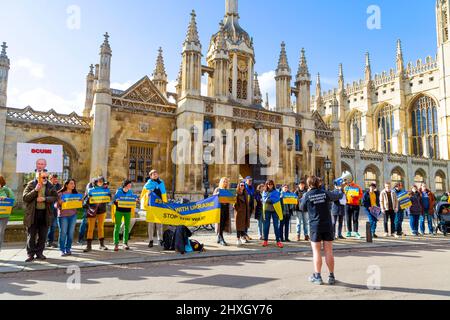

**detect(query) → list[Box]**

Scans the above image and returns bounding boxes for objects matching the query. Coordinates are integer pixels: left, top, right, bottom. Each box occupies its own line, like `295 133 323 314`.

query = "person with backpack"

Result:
362 183 380 239
83 176 111 252
113 180 135 251
141 170 167 248
300 176 344 285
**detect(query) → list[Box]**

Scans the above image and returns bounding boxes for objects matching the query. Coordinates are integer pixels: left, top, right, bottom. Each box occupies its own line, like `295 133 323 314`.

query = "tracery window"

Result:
378 105 395 153
128 142 153 183
411 96 439 159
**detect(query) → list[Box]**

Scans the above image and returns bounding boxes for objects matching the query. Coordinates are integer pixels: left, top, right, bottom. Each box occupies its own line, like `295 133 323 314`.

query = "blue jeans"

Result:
364 208 378 235
409 215 420 235
257 215 264 239
394 210 404 235
47 211 58 243
78 208 88 242
58 214 77 253
296 211 309 236
263 211 281 242
419 213 434 234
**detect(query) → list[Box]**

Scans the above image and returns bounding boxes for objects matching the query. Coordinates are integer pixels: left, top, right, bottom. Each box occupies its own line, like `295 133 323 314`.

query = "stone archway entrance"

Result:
239 154 266 185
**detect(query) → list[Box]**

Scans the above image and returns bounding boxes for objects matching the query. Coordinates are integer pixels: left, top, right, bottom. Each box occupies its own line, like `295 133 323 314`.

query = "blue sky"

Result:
0 0 437 114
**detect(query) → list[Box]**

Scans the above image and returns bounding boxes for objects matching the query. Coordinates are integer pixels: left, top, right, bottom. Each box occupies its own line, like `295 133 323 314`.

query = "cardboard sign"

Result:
16 143 63 173
282 192 299 205
61 194 83 210
89 189 111 204
346 186 360 198
117 195 138 209
397 191 412 210
0 198 14 215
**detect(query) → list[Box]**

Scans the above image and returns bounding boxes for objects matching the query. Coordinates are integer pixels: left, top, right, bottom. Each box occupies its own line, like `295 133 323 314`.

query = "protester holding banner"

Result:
254 184 264 240
262 180 283 249
343 179 363 239
56 179 81 256
244 177 255 241
294 181 309 242
83 176 111 252
23 171 58 262
141 170 167 248
214 177 232 246
380 182 399 237
409 185 423 236
331 185 346 240
78 179 94 245
393 183 406 237
300 176 344 285
113 180 136 251
0 176 15 251
419 184 436 235
234 182 250 246
362 183 381 239
47 174 61 249
279 185 295 242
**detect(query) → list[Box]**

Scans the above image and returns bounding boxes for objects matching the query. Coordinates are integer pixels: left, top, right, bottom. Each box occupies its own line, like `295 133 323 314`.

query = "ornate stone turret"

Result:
181 10 202 98
253 72 262 104
209 22 230 101
152 47 168 97
275 42 292 112
0 42 10 108
295 48 311 113
338 63 344 92
365 52 372 83
314 73 323 112
91 33 113 178
83 64 95 117
0 42 10 173
396 39 405 77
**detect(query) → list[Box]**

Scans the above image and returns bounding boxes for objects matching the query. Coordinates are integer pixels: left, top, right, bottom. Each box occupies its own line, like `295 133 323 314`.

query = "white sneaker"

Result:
236 239 243 247
394 234 400 239
383 233 389 237
242 238 249 244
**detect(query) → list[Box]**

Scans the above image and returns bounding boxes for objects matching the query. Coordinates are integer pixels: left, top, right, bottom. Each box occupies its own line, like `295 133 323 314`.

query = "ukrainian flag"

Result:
218 189 237 204
263 190 283 221
281 192 298 205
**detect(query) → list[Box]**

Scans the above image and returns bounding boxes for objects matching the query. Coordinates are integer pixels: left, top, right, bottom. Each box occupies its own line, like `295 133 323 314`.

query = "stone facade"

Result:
0 0 450 203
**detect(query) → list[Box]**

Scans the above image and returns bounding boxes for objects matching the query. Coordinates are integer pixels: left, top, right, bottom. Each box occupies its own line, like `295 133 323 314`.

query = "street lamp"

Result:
286 138 294 152
203 147 212 199
324 156 332 190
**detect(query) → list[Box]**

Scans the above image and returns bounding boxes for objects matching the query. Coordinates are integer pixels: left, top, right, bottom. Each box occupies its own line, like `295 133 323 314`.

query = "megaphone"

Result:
334 171 353 186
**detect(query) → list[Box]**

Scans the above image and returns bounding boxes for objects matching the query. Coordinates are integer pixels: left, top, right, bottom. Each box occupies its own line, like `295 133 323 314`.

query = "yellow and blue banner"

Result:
89 189 111 204
262 190 284 221
345 186 360 198
117 195 138 209
218 189 237 204
0 198 14 215
281 192 298 205
146 193 221 227
61 194 83 210
397 191 412 210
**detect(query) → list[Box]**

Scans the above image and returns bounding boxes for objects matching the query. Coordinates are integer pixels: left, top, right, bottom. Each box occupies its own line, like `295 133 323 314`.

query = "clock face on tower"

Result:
238 60 248 72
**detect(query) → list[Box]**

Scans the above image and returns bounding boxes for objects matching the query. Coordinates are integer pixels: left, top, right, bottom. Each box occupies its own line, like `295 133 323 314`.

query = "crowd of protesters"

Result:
0 168 448 274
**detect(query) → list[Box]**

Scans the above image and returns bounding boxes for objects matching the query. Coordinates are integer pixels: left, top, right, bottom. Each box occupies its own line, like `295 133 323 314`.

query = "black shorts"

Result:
310 231 334 243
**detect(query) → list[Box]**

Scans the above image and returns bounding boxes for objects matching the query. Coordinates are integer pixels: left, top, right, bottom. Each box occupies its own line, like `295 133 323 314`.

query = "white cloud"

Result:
16 58 45 79
258 70 276 110
167 80 177 93
9 87 85 115
111 81 133 91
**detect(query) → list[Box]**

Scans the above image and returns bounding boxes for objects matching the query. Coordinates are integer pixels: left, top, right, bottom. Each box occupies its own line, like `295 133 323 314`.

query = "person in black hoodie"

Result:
300 176 343 285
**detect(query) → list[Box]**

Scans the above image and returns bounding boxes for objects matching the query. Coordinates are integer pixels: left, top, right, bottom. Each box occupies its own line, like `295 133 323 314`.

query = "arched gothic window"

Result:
378 105 395 153
411 96 439 159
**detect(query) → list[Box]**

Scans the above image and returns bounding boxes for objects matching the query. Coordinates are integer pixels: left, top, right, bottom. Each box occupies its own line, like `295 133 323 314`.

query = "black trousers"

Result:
279 215 291 241
346 205 360 233
26 209 49 257
219 204 229 237
383 210 396 234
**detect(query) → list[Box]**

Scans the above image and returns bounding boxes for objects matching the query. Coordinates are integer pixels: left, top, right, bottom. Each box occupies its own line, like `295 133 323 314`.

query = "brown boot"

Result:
83 240 92 253
99 238 108 251
297 235 301 242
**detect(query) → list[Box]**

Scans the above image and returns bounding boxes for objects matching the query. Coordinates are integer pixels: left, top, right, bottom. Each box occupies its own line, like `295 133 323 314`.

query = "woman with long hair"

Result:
234 181 250 246
262 180 283 248
56 179 79 256
214 177 232 246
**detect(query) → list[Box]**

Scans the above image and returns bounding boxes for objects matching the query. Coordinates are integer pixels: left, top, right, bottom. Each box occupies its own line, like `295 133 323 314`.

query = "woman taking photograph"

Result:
56 179 79 256
262 180 283 248
234 181 250 246
84 176 110 253
300 176 344 285
113 180 135 251
214 177 232 246
0 176 14 251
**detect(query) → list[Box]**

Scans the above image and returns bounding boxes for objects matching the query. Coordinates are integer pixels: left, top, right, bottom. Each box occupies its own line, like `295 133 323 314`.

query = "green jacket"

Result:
0 186 15 218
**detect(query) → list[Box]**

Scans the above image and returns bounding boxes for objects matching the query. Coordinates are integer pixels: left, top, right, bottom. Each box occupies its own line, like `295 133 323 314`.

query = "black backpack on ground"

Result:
162 229 175 251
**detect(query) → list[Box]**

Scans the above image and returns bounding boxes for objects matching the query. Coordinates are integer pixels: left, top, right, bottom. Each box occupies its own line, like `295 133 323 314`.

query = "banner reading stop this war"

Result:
16 143 63 173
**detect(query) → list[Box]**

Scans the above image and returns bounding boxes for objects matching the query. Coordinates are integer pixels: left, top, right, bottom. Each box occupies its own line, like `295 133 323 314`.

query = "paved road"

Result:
0 240 449 300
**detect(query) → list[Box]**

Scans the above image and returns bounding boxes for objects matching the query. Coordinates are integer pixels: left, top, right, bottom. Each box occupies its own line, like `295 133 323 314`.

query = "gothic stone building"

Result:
0 0 450 202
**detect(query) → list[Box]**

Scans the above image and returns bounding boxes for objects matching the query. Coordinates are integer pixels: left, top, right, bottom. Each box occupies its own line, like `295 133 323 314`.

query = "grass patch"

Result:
9 208 85 222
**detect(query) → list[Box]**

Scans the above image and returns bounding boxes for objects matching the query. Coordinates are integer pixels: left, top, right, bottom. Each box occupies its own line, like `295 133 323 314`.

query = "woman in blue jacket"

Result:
113 180 136 251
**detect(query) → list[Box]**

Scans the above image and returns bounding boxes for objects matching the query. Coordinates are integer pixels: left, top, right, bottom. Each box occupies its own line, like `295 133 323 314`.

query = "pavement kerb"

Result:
0 239 440 276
